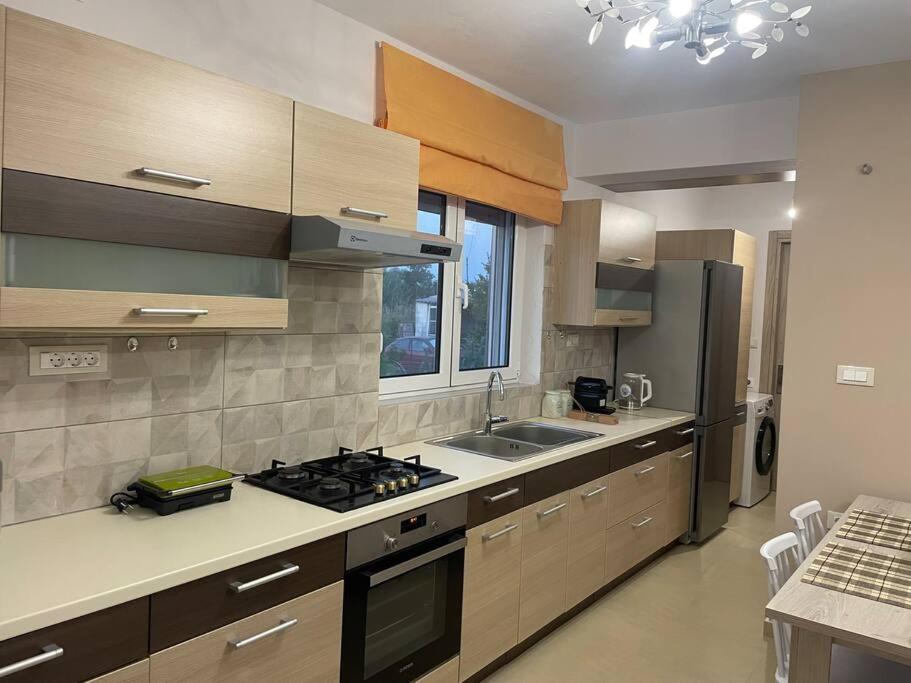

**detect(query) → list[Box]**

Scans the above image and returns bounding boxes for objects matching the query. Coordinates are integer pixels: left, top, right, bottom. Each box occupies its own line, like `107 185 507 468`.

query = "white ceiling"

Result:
316 0 911 123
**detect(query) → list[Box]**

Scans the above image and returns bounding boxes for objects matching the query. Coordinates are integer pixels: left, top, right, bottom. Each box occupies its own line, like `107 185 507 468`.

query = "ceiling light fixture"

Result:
577 0 812 63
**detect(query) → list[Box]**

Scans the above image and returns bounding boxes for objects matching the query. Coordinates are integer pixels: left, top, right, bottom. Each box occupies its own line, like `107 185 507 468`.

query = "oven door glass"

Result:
342 533 465 682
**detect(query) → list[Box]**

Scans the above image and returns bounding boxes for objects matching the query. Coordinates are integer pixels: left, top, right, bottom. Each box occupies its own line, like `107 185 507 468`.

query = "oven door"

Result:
341 531 465 683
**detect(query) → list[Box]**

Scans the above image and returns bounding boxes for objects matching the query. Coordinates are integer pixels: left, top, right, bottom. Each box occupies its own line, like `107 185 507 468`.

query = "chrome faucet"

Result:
484 370 508 435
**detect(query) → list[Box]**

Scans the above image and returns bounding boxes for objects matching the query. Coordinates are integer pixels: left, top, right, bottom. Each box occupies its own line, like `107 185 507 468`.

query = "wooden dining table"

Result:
766 494 911 682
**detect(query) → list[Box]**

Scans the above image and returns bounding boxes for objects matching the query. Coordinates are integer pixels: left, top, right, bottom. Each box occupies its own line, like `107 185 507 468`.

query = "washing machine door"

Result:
755 415 777 476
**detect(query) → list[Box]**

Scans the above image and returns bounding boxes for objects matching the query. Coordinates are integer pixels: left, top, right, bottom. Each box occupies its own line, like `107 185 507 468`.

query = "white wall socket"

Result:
565 333 580 348
29 344 110 377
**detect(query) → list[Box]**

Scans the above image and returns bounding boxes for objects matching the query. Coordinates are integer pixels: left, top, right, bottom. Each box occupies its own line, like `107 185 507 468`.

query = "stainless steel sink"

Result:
429 422 600 461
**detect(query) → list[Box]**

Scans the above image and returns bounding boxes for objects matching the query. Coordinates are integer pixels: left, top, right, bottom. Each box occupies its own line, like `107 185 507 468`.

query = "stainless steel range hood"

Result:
289 215 461 268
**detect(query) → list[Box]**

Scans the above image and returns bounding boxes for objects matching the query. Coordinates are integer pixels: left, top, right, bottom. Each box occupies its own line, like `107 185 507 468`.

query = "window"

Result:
380 191 524 395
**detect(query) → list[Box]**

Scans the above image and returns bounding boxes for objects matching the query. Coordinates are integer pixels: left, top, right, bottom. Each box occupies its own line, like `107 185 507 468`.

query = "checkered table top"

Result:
836 508 911 552
802 542 911 609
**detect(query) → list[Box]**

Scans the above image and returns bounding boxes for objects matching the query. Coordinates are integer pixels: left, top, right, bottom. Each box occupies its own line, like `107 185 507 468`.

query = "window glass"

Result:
458 202 515 371
380 191 446 378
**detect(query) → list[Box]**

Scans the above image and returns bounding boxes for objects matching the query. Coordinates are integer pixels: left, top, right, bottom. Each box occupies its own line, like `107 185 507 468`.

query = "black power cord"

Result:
109 491 139 514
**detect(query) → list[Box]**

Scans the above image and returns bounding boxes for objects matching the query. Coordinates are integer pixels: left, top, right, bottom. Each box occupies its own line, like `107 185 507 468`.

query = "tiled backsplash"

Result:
1 243 613 525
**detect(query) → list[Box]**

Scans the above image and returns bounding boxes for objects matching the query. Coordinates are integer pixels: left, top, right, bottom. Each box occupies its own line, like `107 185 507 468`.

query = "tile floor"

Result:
487 495 778 683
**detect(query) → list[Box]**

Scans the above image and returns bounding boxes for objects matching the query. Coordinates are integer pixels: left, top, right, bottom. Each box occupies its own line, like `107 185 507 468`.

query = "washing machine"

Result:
735 392 777 507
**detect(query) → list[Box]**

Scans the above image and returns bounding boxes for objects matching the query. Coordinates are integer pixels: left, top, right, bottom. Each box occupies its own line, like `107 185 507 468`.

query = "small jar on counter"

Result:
558 390 573 416
542 390 563 418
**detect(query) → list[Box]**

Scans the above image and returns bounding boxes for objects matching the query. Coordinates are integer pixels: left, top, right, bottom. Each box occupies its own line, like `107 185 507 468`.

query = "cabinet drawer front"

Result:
608 452 669 526
566 476 610 609
519 493 570 641
292 102 419 231
0 287 288 330
610 433 668 473
466 475 525 528
524 447 611 506
663 421 696 452
593 309 652 327
606 501 668 584
666 445 695 544
149 583 343 683
0 599 148 683
86 660 150 683
150 535 344 652
460 514 523 681
4 11 293 212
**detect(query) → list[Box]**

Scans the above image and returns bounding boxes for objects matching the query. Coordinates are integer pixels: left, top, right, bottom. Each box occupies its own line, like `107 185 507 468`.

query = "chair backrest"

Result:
760 532 802 683
790 500 826 561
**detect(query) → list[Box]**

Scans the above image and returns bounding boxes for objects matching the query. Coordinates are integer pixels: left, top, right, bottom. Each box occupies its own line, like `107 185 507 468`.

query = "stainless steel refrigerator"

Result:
617 260 742 542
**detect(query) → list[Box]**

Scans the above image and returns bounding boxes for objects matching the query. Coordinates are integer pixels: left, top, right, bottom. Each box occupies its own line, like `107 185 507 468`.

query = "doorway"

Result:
759 230 791 491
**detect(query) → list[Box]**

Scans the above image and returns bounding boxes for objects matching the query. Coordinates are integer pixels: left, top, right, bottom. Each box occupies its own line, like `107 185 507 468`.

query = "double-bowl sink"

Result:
428 422 601 461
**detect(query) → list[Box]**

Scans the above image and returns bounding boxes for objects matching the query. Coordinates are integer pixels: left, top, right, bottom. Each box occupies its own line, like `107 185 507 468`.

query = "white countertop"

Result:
0 408 692 641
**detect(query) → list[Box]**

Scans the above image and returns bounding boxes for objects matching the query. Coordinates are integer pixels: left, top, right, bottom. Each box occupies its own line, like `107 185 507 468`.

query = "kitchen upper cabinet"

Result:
293 102 419 230
565 475 610 610
3 10 293 212
666 444 695 544
554 199 657 328
460 511 523 681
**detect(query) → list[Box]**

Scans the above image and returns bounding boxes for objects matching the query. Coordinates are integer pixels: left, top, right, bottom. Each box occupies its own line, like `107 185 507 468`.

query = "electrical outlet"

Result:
566 333 580 348
30 344 110 377
827 510 844 529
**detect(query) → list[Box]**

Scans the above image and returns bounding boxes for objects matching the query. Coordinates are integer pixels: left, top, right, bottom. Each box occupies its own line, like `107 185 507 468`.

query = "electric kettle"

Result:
617 372 652 410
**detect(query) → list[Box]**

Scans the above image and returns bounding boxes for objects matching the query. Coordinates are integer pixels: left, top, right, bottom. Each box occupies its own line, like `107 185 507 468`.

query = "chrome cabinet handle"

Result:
341 207 388 219
635 466 656 476
482 523 518 542
676 451 693 460
229 563 299 593
634 440 658 450
621 256 643 263
229 618 297 649
675 427 695 436
135 167 211 186
582 485 608 499
631 516 654 529
483 487 520 504
0 645 64 678
537 502 567 518
619 316 639 321
134 307 209 317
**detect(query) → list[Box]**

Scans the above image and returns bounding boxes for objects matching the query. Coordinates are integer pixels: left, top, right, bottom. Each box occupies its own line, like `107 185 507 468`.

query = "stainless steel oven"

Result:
341 495 467 682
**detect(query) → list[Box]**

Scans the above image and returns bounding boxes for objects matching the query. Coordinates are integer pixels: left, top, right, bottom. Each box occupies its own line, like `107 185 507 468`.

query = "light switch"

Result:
836 365 875 387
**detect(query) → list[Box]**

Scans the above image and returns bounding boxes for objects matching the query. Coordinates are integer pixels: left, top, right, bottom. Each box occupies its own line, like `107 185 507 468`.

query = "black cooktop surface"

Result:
244 447 457 512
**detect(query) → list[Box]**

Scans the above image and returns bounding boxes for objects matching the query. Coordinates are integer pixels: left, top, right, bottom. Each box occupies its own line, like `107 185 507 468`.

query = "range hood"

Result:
289 215 462 268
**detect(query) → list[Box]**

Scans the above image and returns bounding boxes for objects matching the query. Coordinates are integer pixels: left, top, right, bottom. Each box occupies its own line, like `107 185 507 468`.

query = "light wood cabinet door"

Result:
597 201 657 270
4 10 293 212
565 475 610 610
293 101 419 230
606 501 668 584
730 421 747 503
666 444 694 544
607 452 669 527
148 582 342 683
460 512 523 681
518 492 570 642
87 660 150 683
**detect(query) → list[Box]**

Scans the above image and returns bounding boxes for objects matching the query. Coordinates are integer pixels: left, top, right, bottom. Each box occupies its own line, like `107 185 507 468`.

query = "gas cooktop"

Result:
243 447 458 512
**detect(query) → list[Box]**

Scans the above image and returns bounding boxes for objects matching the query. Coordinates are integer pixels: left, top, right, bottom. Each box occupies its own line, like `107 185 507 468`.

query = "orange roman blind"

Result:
379 43 567 225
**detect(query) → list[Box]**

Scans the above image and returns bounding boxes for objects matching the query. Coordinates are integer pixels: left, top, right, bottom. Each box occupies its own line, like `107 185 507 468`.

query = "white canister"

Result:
542 390 563 418
558 390 573 416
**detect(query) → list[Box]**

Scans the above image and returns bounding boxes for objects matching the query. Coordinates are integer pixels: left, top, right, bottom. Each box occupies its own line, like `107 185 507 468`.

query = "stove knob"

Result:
397 476 410 489
384 535 399 551
385 479 398 492
374 482 387 495
408 473 420 486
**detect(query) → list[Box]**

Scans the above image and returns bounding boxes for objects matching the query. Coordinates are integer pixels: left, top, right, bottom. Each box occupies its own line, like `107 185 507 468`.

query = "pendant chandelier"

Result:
577 0 812 64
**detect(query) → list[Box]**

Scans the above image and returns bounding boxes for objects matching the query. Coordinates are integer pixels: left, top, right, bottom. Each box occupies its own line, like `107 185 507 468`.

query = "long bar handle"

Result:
135 167 211 186
537 502 567 518
482 523 519 542
134 308 209 317
0 645 64 678
229 563 299 593
341 206 388 219
582 485 608 499
675 427 695 436
369 537 467 586
634 440 658 450
483 487 520 504
631 516 654 529
635 466 656 477
229 618 297 649
621 256 643 263
676 451 693 460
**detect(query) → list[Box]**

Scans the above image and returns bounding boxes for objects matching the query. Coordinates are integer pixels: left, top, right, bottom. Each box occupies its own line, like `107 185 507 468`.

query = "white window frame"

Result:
379 193 526 398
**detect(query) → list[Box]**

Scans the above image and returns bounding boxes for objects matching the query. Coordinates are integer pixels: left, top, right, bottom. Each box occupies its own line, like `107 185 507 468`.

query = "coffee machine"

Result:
617 372 652 410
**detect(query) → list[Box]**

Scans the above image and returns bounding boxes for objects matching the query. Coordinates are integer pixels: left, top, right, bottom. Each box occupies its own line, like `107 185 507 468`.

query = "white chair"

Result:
789 500 826 561
760 532 802 683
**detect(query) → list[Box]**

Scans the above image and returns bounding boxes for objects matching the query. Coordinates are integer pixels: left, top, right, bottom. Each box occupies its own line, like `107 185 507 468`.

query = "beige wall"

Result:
774 60 911 530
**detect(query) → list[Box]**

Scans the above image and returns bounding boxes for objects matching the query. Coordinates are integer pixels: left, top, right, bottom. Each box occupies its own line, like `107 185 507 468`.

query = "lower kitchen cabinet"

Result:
666 444 695 544
148 581 343 683
730 419 747 503
607 451 668 526
606 501 668 584
518 492 570 642
415 656 460 683
87 660 150 683
459 511 523 681
565 475 610 610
